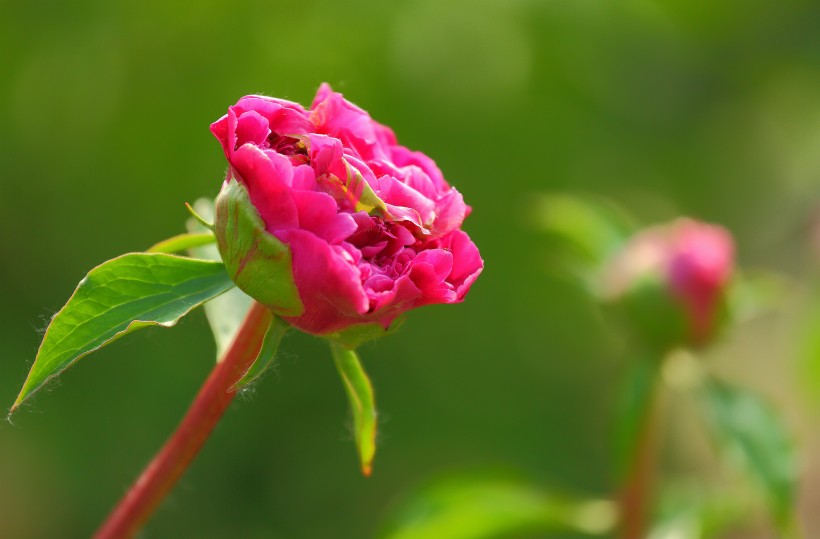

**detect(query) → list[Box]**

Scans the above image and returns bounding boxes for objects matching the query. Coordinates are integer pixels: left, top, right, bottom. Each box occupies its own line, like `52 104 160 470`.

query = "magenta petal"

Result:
308 133 344 176
408 250 456 302
377 176 436 227
391 145 448 190
280 229 369 333
231 144 299 232
431 188 468 237
235 95 313 135
235 110 270 148
443 230 483 299
292 190 358 244
291 164 318 191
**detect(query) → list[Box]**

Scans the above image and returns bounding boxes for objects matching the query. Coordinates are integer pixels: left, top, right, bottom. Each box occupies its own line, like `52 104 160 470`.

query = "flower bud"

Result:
602 218 734 349
211 84 483 346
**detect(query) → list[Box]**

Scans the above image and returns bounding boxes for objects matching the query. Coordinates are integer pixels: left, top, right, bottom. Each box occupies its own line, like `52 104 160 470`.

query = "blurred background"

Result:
2 0 820 537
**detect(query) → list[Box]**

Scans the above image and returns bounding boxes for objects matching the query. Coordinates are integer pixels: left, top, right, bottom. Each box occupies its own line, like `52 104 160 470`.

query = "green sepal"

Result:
185 198 255 361
330 343 378 476
12 253 235 412
186 201 214 230
324 317 405 349
214 179 304 318
232 316 289 390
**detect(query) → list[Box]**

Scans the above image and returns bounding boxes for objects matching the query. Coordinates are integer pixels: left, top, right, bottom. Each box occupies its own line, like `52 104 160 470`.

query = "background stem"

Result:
617 369 661 539
94 302 272 539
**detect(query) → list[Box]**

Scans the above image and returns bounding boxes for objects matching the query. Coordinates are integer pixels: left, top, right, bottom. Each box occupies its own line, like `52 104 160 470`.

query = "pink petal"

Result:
280 229 369 333
230 144 299 232
292 190 357 244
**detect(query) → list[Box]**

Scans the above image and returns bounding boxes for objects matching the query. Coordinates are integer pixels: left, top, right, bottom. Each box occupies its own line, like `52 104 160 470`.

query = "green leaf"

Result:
147 232 216 254
215 179 304 317
12 253 235 412
379 474 616 539
186 199 255 361
697 377 797 532
232 316 288 390
330 343 377 476
649 483 757 539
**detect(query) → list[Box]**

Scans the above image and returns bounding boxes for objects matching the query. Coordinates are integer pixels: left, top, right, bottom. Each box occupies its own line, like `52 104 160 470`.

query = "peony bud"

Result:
211 84 483 346
602 218 734 349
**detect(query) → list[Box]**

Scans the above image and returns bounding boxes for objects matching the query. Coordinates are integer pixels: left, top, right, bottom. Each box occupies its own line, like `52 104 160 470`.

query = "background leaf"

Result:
12 253 235 411
697 376 797 533
379 474 615 539
330 343 378 476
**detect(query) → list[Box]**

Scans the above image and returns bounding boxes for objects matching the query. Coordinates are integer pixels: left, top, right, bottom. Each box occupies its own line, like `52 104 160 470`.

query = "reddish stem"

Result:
617 387 660 539
94 302 272 539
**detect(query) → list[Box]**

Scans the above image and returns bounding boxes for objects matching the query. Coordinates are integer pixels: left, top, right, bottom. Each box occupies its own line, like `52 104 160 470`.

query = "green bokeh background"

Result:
2 1 820 537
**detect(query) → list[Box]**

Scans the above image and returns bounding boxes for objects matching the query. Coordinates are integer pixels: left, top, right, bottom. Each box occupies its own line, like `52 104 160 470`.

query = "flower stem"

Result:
617 371 661 539
94 302 272 539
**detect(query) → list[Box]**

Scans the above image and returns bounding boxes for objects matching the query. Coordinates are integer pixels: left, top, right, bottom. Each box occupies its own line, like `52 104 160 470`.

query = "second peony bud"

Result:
602 218 734 350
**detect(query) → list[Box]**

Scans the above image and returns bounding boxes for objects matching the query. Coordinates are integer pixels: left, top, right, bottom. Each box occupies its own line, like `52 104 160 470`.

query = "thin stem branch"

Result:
94 302 272 539
617 376 661 539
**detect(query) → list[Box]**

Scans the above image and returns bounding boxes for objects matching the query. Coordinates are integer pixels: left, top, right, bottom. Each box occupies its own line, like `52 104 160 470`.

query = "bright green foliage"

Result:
379 475 616 539
214 179 304 318
330 343 378 476
12 253 235 411
698 377 797 533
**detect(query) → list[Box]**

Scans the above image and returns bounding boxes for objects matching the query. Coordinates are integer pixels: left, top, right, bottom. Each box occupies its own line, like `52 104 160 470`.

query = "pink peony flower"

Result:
604 218 734 347
210 84 483 340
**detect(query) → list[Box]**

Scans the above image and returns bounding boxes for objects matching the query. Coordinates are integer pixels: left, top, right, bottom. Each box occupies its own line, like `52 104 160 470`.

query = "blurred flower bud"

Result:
602 218 734 350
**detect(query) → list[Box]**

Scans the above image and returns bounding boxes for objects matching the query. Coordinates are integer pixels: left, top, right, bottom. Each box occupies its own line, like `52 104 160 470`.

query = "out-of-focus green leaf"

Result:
528 193 635 290
615 357 660 476
187 198 255 360
697 377 797 533
649 484 756 539
215 179 304 317
146 232 216 254
232 316 288 391
727 270 791 324
12 253 235 412
330 343 377 476
379 475 616 539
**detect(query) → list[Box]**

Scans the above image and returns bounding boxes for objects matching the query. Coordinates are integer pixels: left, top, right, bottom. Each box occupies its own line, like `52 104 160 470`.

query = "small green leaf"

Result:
232 316 288 390
379 474 616 539
215 179 304 317
698 377 797 532
147 232 216 254
330 343 377 476
12 253 235 411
